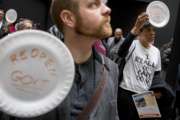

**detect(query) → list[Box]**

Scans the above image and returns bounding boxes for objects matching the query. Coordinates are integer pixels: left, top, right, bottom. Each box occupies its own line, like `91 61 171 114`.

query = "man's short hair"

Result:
140 21 154 32
115 28 122 33
50 0 79 32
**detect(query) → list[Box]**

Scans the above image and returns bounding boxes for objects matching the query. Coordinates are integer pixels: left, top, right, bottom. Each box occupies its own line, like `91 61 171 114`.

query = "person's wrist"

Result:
130 27 140 36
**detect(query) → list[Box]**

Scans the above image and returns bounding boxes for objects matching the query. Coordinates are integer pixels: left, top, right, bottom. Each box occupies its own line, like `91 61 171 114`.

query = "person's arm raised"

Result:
118 13 149 57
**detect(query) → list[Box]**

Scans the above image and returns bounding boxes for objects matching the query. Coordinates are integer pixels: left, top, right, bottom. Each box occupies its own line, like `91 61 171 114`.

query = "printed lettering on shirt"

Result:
134 55 155 88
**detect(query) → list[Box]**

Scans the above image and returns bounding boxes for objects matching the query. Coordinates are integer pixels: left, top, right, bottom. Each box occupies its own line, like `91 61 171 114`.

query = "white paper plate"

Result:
146 1 170 28
5 9 18 24
0 30 75 117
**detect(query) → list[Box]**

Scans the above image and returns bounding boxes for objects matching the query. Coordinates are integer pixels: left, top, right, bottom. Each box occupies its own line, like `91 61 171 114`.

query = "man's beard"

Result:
74 15 112 39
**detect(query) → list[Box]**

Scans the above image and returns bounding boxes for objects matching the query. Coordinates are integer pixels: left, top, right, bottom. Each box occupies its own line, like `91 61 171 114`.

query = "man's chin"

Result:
105 29 112 37
103 26 112 37
106 32 112 38
100 29 112 38
98 33 112 40
95 23 112 39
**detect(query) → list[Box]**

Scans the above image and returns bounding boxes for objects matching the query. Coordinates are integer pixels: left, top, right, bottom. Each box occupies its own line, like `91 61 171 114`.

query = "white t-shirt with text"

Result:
120 40 161 93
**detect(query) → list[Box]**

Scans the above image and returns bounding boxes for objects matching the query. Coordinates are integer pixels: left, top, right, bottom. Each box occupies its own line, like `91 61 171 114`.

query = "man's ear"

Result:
60 10 76 28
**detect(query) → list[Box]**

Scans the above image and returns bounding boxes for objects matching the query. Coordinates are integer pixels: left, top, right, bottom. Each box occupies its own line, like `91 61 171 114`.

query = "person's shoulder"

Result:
133 39 139 43
151 45 160 53
102 55 119 87
94 49 118 69
102 55 119 74
104 55 117 67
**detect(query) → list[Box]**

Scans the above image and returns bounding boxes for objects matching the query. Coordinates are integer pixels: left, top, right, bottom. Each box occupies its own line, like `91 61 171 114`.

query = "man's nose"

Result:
102 3 111 16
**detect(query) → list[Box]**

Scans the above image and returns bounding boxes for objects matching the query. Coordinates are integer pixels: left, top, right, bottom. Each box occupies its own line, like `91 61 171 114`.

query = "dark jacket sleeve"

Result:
150 71 175 97
118 33 136 58
150 71 175 119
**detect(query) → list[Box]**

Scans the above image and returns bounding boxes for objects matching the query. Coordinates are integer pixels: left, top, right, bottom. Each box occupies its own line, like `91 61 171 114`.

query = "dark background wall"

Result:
166 1 180 90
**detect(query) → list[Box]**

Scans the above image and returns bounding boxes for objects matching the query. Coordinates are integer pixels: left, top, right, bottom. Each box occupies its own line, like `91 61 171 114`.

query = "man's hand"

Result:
131 12 149 35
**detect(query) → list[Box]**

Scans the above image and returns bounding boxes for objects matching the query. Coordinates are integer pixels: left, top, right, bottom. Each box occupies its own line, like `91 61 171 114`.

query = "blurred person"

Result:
160 38 173 80
107 28 125 61
0 9 7 38
107 28 124 47
0 9 17 36
0 9 4 29
7 21 16 33
15 18 34 31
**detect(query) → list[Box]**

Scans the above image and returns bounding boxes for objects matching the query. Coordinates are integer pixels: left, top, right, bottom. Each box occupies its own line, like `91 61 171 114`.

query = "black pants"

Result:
117 87 140 120
117 87 161 120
